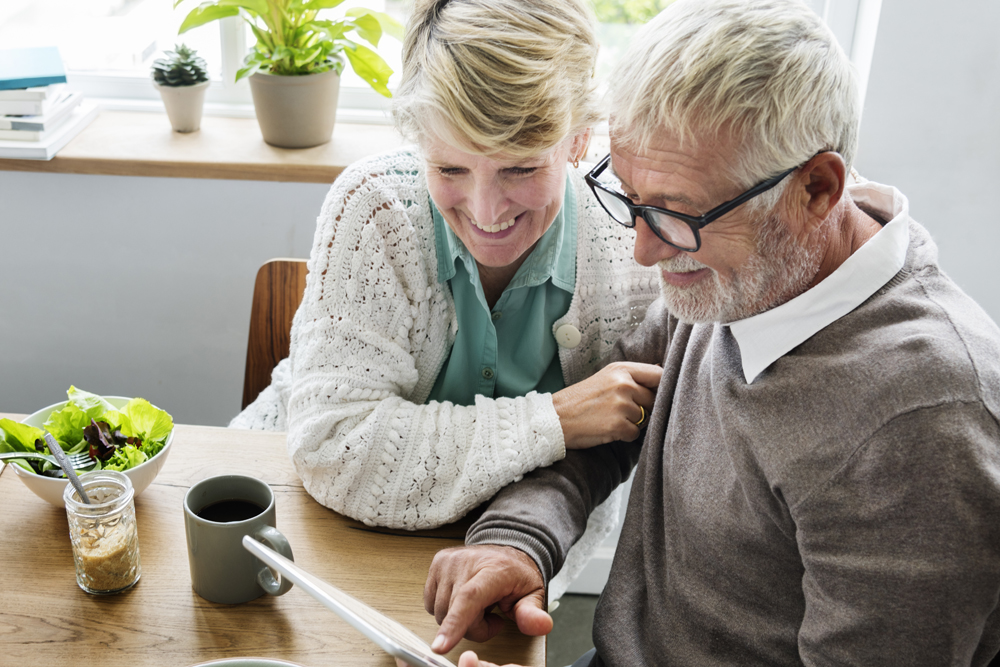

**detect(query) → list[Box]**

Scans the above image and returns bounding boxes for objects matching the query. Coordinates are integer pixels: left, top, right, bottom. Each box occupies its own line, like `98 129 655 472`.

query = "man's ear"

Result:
792 151 847 229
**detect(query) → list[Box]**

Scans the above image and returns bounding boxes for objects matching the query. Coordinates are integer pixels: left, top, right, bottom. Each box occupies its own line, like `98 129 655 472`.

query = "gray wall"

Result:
0 172 328 425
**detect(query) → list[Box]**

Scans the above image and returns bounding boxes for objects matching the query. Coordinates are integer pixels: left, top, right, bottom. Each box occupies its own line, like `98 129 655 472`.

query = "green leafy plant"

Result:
175 0 403 97
152 43 209 86
591 0 675 24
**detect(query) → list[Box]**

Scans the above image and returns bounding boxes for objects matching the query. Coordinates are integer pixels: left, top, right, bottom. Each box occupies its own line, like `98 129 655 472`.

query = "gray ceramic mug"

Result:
183 474 294 604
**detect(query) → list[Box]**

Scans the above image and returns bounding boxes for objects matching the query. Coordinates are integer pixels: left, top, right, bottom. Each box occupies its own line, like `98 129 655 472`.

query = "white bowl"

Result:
7 396 173 507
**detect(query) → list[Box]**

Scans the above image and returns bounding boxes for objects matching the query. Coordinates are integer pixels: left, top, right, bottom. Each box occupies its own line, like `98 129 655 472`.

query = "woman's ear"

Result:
569 128 593 166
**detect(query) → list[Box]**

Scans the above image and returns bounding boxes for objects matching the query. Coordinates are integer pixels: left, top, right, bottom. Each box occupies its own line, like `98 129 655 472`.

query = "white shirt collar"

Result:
728 178 911 383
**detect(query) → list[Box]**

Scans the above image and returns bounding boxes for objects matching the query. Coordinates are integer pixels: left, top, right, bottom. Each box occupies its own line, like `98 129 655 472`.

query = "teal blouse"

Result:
426 176 578 406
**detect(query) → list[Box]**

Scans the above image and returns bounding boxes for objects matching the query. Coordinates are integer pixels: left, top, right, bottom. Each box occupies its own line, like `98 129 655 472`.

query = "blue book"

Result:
0 47 67 91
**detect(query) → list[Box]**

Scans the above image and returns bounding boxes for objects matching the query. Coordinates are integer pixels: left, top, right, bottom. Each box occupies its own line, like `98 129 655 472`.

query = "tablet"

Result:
242 536 458 667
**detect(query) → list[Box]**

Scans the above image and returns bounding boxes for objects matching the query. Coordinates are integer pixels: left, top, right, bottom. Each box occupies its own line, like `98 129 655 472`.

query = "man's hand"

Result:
456 651 525 667
396 650 524 667
553 362 662 449
424 544 552 655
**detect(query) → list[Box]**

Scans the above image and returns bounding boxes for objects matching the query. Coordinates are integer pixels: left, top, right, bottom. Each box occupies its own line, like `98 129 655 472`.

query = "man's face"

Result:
609 134 823 323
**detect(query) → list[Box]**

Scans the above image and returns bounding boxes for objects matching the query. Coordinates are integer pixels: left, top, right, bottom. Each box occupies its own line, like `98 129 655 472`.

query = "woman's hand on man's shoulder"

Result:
553 362 662 449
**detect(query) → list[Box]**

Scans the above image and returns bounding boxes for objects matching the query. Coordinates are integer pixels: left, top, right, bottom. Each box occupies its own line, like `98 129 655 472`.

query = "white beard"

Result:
657 214 825 324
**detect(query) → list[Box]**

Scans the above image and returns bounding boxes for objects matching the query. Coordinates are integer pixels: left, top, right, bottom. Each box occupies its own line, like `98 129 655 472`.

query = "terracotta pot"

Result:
155 80 209 133
248 69 341 149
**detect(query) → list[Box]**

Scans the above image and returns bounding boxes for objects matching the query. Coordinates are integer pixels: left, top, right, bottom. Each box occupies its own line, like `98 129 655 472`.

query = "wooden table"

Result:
0 420 544 667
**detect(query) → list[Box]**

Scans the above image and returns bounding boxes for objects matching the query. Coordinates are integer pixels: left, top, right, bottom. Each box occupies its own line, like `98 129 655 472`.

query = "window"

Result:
0 0 406 119
0 0 878 122
592 0 881 113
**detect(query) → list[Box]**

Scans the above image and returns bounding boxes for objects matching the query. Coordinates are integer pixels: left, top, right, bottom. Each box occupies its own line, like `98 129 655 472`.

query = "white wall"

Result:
0 172 329 425
854 0 1000 320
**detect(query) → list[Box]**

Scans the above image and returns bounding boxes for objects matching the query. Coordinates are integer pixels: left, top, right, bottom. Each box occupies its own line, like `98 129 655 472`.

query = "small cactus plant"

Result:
152 44 208 87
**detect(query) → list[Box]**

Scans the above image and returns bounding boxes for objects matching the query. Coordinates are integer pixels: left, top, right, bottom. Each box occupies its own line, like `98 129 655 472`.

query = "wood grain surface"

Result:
0 111 408 183
0 422 544 667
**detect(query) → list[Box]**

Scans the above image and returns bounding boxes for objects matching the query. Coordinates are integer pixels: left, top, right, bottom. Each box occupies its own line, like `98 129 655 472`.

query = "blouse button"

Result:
482 367 495 380
555 324 582 349
491 311 502 321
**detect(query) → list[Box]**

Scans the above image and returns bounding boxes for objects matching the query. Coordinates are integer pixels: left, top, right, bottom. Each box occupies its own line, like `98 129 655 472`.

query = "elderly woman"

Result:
231 0 661 599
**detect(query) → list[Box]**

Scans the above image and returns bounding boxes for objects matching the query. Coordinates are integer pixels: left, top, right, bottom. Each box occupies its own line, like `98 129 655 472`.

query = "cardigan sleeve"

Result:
282 155 567 530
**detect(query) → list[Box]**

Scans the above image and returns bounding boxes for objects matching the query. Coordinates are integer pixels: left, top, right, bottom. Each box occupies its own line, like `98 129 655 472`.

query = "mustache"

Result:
658 254 708 273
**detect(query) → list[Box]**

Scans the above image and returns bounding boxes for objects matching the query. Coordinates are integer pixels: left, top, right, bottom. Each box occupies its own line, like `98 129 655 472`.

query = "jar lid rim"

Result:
63 470 135 510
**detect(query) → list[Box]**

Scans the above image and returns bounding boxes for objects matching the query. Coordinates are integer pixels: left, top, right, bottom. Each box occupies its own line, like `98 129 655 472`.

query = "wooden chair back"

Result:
242 258 308 410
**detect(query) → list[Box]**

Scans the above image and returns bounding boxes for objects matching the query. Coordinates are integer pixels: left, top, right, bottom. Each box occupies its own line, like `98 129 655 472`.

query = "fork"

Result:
0 450 95 472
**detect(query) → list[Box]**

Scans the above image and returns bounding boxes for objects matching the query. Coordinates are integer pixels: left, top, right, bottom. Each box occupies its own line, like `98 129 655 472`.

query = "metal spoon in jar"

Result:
44 433 91 504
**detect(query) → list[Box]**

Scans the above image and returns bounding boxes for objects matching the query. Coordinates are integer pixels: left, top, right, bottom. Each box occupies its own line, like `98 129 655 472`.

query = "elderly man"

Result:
414 0 1000 665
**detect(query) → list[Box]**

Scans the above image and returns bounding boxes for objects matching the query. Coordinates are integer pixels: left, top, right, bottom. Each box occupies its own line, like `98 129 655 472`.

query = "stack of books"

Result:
0 47 99 160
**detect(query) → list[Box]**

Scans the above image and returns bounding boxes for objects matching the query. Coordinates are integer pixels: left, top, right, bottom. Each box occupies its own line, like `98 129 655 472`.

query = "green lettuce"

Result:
0 419 47 473
66 385 116 416
103 444 148 472
101 398 174 459
0 388 173 476
103 398 173 442
42 403 92 449
0 419 44 453
41 386 119 452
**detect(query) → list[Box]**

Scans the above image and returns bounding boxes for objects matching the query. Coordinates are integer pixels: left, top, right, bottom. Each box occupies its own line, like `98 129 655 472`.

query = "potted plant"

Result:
176 0 402 148
152 44 210 133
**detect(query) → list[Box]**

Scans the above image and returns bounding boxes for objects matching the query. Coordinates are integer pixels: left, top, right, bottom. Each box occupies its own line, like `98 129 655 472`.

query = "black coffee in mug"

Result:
184 474 294 604
197 499 265 523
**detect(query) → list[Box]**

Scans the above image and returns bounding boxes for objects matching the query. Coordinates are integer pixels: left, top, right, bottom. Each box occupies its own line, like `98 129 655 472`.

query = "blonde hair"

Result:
609 0 860 209
393 0 601 157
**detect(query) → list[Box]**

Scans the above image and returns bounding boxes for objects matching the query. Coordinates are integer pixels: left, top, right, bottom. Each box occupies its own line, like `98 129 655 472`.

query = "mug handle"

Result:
250 525 294 596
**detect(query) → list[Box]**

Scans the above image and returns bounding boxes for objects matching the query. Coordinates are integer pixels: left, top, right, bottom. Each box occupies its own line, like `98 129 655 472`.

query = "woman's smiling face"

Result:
423 134 580 269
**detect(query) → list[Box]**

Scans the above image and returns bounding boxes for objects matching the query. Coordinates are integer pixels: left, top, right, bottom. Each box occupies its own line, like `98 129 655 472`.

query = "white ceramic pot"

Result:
155 80 210 133
248 69 341 149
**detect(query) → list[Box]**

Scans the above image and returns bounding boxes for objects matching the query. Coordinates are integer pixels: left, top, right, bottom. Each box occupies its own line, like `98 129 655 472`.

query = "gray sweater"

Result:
466 221 1000 666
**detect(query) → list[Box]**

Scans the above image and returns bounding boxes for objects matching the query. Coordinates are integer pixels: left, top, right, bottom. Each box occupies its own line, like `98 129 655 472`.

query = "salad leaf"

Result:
0 418 47 473
125 398 173 443
2 388 173 476
103 444 148 472
84 419 123 462
42 403 92 448
45 386 117 454
102 398 173 452
0 419 44 454
100 410 135 438
66 385 117 416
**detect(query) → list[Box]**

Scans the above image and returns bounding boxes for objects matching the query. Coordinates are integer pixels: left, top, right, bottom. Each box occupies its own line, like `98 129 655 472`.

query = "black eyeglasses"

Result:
585 153 798 252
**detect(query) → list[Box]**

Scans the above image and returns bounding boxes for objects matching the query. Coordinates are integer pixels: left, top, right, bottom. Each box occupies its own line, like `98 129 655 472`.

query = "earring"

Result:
573 156 580 169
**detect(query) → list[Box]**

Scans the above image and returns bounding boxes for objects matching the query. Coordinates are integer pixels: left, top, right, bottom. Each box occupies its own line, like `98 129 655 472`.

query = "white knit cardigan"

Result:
232 148 660 600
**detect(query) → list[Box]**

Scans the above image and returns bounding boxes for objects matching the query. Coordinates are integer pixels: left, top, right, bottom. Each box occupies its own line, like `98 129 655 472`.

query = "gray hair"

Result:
608 0 860 211
392 0 601 157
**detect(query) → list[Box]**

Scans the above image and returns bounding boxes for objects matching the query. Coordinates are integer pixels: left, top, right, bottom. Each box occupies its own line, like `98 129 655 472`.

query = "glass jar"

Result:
63 470 141 594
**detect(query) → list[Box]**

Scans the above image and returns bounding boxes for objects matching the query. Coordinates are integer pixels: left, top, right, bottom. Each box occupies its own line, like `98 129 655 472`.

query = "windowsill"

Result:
0 109 408 184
